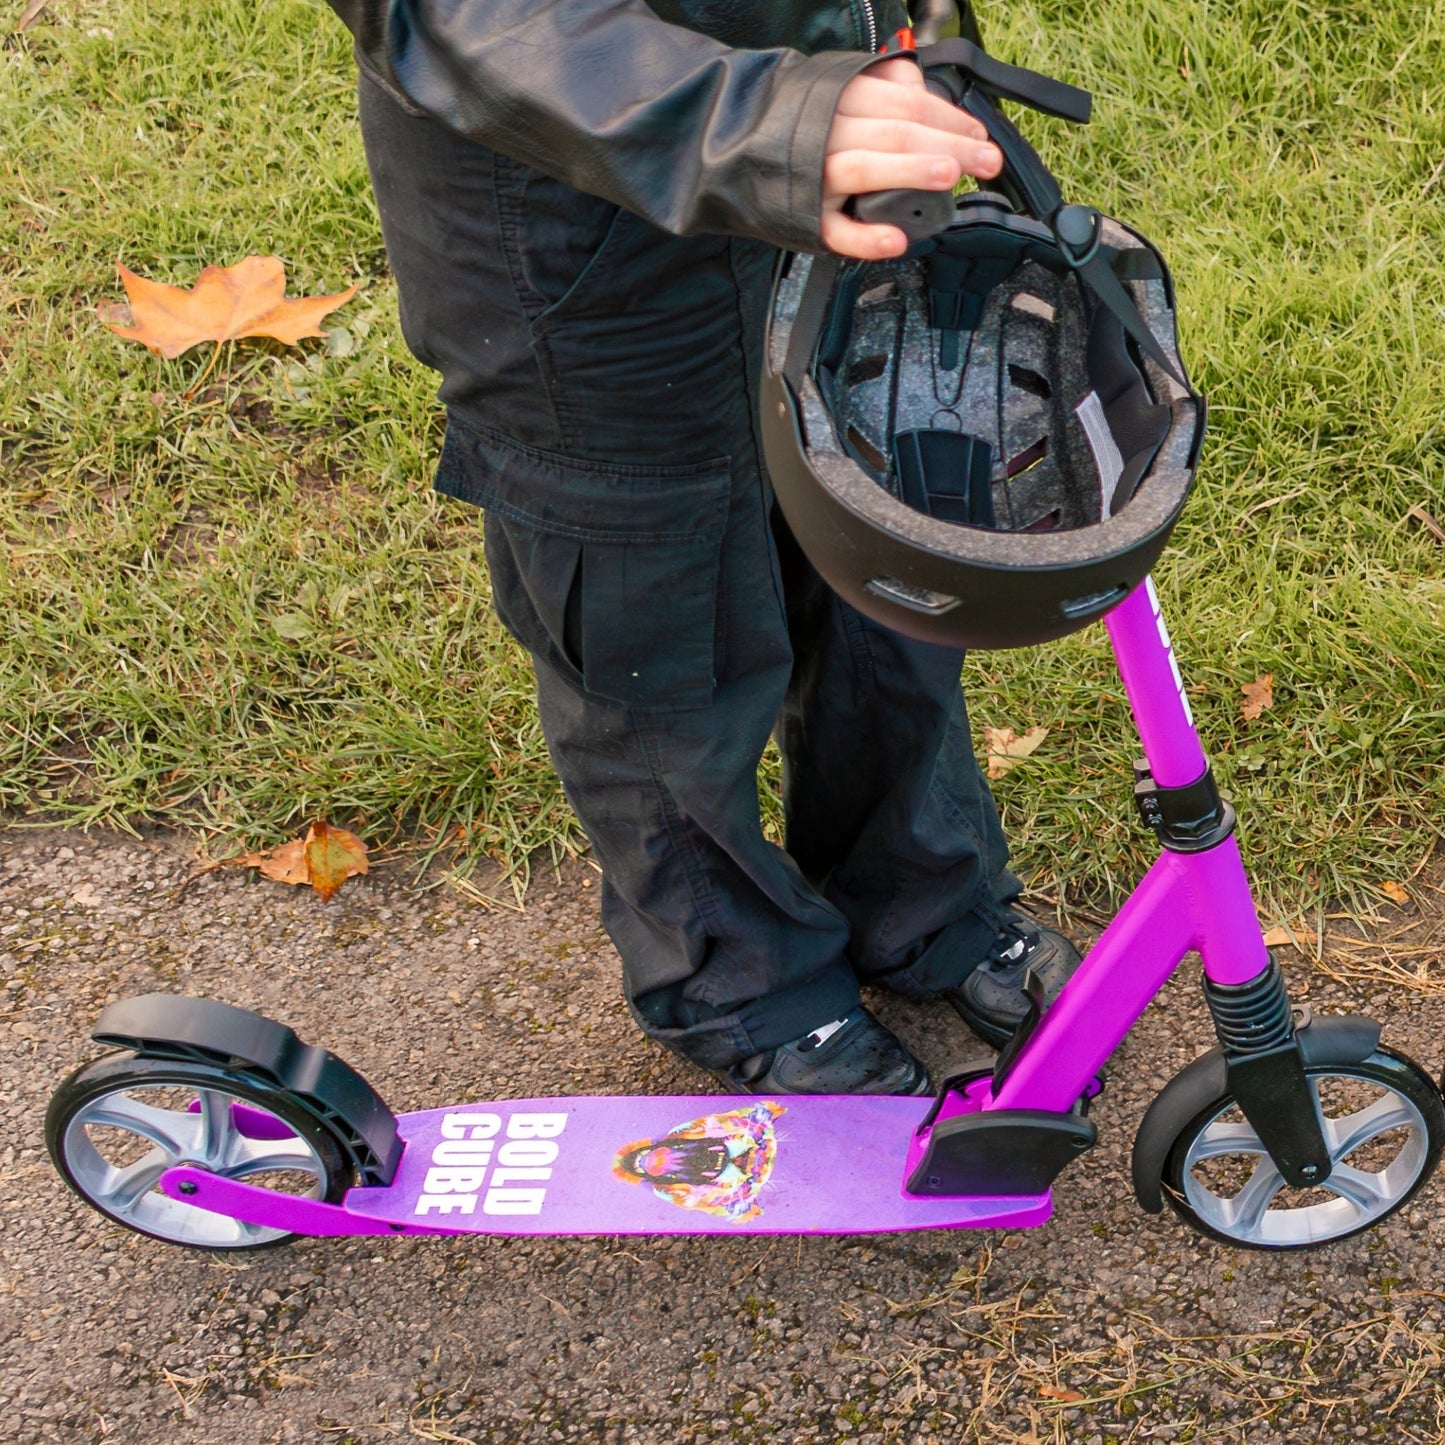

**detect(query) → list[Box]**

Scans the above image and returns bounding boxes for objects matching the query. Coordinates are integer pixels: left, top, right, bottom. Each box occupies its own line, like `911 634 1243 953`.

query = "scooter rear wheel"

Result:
46 1052 349 1250
1160 1048 1444 1249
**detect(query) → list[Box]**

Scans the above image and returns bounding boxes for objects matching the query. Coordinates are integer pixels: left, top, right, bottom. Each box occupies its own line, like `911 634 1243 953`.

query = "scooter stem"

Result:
1104 577 1207 788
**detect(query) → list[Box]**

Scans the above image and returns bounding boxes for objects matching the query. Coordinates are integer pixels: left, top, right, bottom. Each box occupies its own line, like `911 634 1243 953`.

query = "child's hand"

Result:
821 57 1002 258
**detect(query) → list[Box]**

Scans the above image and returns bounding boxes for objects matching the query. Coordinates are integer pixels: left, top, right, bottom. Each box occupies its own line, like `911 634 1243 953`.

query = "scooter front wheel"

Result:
46 1052 349 1250
1160 1048 1444 1250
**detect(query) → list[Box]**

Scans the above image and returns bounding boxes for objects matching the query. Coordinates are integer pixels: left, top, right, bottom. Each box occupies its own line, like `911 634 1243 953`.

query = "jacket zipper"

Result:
853 0 878 53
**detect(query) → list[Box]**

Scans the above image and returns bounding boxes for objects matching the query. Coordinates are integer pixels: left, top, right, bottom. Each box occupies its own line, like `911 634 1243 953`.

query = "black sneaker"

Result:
944 914 1082 1047
724 1008 931 1096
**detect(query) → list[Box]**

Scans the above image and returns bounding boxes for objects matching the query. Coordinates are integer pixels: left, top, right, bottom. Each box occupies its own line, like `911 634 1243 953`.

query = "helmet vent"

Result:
845 425 888 473
1022 508 1063 533
1011 293 1056 322
1008 364 1051 399
1005 436 1049 477
848 354 889 385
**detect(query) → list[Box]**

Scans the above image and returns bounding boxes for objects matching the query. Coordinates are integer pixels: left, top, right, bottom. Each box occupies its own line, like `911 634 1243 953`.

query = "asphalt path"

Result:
3 827 1443 1443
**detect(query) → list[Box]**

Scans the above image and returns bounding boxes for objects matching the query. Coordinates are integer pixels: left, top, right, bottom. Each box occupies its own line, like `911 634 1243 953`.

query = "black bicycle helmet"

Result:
760 39 1205 650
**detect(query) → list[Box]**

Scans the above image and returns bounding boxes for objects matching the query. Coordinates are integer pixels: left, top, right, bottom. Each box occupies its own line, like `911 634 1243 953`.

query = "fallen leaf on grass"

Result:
100 256 357 359
1407 504 1444 543
1039 1385 1086 1403
984 725 1048 779
236 821 368 902
1262 924 1319 949
1380 880 1411 906
1240 673 1274 721
16 0 49 32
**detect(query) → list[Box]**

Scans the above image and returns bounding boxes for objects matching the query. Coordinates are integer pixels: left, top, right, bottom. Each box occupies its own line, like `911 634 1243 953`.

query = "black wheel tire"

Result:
46 1051 350 1250
1160 1047 1445 1251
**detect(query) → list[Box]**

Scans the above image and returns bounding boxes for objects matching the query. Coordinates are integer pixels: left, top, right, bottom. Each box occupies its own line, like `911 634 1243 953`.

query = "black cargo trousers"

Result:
358 73 1023 1071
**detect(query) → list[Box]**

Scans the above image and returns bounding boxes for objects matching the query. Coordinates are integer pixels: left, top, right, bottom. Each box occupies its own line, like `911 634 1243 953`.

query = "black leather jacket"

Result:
325 0 910 252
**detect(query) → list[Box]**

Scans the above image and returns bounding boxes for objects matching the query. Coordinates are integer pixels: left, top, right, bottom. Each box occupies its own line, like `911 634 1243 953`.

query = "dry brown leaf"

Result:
1380 880 1411 906
984 724 1048 779
100 257 357 359
235 821 368 902
1265 924 1323 947
1240 673 1274 721
16 0 49 32
1039 1385 1086 1403
1407 504 1444 543
237 838 310 888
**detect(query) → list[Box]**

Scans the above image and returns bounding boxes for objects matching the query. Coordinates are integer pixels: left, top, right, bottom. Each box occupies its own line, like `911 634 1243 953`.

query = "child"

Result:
325 0 1080 1093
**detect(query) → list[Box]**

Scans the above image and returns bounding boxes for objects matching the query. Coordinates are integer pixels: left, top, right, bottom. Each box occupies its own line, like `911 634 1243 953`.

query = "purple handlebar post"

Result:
1104 576 1269 985
1105 579 1207 787
988 577 1271 1113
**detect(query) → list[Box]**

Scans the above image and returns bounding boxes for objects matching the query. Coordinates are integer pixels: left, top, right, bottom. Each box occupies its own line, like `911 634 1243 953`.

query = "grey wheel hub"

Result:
62 1084 328 1247
1181 1075 1429 1247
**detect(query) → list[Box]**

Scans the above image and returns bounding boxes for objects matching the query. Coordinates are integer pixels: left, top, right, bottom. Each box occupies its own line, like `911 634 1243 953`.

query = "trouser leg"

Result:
455 212 867 1071
483 450 860 1071
774 523 1022 997
531 661 861 1070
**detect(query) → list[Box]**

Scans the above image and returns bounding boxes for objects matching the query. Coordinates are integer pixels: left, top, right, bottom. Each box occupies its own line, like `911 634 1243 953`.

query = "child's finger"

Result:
827 115 1001 179
819 210 910 259
866 56 926 89
835 71 990 144
823 150 961 200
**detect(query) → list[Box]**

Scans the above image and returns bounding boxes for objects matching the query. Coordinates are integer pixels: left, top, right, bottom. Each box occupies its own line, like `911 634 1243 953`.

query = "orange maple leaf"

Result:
302 821 370 903
235 821 368 903
99 256 357 359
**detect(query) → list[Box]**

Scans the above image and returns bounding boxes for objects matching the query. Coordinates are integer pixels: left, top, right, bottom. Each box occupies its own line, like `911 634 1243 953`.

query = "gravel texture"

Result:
3 827 1443 1444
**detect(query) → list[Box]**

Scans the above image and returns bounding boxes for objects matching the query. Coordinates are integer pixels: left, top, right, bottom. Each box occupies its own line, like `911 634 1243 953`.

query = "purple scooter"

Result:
45 576 1445 1252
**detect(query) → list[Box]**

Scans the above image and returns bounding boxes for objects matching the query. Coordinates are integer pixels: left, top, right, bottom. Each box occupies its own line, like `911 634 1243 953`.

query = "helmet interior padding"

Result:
768 217 1202 584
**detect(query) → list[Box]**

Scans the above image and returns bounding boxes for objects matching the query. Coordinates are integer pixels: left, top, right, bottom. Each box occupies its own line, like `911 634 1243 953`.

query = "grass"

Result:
0 0 566 873
2 0 1443 910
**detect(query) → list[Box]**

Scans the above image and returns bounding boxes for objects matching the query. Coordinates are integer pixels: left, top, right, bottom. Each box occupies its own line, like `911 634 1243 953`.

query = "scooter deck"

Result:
234 1094 1053 1236
350 1095 1052 1234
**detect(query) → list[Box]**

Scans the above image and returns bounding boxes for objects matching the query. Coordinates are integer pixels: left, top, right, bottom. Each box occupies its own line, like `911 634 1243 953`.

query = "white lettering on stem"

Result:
1146 577 1194 725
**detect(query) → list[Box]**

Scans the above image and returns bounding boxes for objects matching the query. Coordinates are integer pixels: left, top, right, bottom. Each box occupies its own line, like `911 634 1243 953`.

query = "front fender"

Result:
1131 1014 1383 1214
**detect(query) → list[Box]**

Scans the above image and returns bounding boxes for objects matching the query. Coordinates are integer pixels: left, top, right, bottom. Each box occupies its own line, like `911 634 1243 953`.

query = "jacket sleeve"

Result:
327 0 879 252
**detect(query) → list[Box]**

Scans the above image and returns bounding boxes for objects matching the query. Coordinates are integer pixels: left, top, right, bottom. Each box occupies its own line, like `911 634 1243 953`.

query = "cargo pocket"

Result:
439 418 732 709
